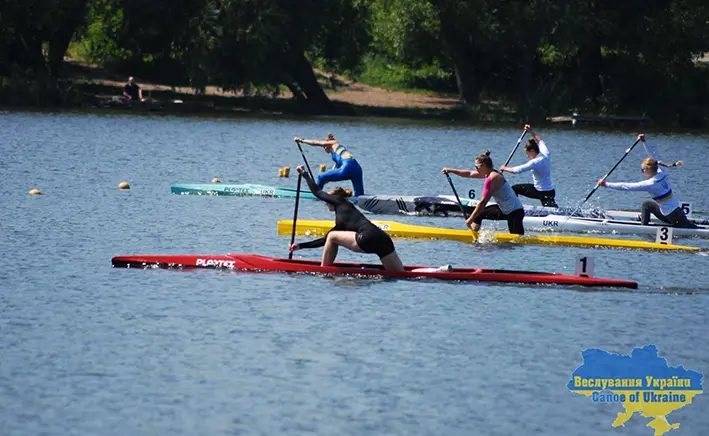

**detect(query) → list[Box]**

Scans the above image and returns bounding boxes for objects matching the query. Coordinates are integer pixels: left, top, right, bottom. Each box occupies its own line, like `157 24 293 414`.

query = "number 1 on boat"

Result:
575 256 595 278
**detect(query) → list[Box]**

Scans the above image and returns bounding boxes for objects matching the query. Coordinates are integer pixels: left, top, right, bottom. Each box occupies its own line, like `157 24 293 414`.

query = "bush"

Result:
355 55 455 93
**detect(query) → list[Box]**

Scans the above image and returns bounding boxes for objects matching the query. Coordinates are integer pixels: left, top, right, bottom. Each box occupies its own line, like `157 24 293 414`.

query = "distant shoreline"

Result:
0 61 694 129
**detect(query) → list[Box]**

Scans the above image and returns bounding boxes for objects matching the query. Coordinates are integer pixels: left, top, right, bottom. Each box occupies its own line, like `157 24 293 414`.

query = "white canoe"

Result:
522 214 709 239
355 194 709 225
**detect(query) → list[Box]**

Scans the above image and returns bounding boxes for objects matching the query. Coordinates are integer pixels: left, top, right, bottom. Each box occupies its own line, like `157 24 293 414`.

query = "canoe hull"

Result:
170 183 318 200
170 184 709 227
277 220 699 252
111 253 638 288
523 215 709 239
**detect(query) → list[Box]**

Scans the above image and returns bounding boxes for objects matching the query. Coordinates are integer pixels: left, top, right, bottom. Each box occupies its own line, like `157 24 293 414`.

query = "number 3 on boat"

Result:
655 226 674 245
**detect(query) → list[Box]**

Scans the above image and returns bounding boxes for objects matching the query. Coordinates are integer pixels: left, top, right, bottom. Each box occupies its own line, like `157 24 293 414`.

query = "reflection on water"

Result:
1 111 708 436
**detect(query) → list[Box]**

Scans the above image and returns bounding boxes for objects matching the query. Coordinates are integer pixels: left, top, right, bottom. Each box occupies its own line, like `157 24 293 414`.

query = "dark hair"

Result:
326 133 335 141
524 138 540 154
329 186 353 198
475 149 493 168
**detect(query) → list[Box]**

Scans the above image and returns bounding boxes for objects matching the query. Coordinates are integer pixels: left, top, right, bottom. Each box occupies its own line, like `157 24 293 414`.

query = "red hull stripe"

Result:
111 253 638 289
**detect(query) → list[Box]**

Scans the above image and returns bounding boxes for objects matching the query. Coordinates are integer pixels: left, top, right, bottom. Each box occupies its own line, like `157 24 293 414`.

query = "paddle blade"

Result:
471 230 480 243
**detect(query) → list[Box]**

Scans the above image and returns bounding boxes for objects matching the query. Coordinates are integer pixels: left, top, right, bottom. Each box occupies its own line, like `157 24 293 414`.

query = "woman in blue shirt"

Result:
294 133 365 197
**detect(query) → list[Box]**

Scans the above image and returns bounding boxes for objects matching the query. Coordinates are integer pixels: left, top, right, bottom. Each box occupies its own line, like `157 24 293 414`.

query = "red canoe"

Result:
111 253 638 289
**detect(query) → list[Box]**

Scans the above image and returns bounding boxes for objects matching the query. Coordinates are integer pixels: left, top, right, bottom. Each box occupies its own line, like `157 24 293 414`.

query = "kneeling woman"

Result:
443 150 525 234
597 134 697 228
289 165 405 270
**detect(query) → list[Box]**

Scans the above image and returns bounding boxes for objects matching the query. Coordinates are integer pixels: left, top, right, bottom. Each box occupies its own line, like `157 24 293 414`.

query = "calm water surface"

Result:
1 110 708 435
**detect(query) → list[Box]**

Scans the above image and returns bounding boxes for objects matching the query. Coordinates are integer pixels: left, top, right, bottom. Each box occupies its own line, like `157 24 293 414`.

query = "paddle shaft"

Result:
564 138 643 223
288 173 303 259
500 126 529 171
585 138 642 203
295 140 315 180
445 172 469 219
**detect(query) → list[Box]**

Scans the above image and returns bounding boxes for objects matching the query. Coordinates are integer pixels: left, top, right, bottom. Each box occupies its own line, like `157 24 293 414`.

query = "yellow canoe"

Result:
277 219 699 252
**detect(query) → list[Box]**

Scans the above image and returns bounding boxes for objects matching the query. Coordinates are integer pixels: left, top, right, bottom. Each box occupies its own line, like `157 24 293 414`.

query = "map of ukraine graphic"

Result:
568 345 703 436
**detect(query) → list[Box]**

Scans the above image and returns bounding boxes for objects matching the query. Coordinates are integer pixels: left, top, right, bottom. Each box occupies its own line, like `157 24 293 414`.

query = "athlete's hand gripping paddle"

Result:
294 138 315 180
564 136 643 223
500 124 530 173
444 172 479 242
288 172 303 259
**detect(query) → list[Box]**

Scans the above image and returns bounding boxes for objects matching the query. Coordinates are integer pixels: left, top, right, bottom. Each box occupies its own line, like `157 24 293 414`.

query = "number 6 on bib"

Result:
655 226 674 245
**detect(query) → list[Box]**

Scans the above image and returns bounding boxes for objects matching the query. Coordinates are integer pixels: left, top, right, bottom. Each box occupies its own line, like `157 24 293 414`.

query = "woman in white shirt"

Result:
499 127 557 207
597 134 697 228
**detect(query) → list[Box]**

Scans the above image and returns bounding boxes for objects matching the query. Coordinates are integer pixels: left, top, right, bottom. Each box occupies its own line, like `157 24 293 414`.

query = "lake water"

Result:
1 110 708 435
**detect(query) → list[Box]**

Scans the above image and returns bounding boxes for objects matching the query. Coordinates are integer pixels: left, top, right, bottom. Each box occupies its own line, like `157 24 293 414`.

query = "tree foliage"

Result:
2 0 709 124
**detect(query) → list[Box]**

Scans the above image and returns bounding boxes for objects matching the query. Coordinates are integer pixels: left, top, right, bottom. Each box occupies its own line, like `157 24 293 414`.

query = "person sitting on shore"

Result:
123 77 144 102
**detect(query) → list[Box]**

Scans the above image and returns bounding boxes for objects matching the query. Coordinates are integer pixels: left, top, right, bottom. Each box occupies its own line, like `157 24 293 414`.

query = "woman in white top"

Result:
443 150 525 234
597 134 697 228
499 126 557 207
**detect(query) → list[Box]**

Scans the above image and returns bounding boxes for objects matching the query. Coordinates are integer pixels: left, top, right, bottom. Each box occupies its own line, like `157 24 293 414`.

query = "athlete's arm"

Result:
601 178 656 192
639 134 659 161
442 168 484 178
297 237 327 249
536 138 550 157
294 137 338 147
468 175 499 222
301 168 342 204
502 157 543 174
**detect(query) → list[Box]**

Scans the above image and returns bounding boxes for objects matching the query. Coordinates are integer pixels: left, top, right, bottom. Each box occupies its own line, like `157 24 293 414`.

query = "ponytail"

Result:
329 186 353 199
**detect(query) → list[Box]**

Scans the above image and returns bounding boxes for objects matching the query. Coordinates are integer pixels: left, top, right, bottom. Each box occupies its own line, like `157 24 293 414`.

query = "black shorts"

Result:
356 224 395 258
512 184 557 207
472 205 525 235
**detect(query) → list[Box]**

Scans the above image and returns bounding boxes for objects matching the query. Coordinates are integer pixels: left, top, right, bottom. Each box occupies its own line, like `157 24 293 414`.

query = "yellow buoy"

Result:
319 164 327 172
118 181 130 190
283 166 290 177
278 168 285 177
28 188 42 195
212 177 222 183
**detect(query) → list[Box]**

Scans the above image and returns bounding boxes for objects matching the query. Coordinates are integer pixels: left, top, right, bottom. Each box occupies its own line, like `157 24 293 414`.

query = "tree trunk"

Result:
48 32 74 78
577 37 603 108
516 52 533 121
48 1 88 78
286 82 306 101
289 52 332 109
434 3 479 103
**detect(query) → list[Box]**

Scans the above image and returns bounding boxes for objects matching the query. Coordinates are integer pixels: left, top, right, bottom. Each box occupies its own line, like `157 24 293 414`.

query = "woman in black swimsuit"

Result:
289 165 405 271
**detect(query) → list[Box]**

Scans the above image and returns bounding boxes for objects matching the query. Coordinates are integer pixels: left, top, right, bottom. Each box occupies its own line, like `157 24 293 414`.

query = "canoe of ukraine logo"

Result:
567 345 703 435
